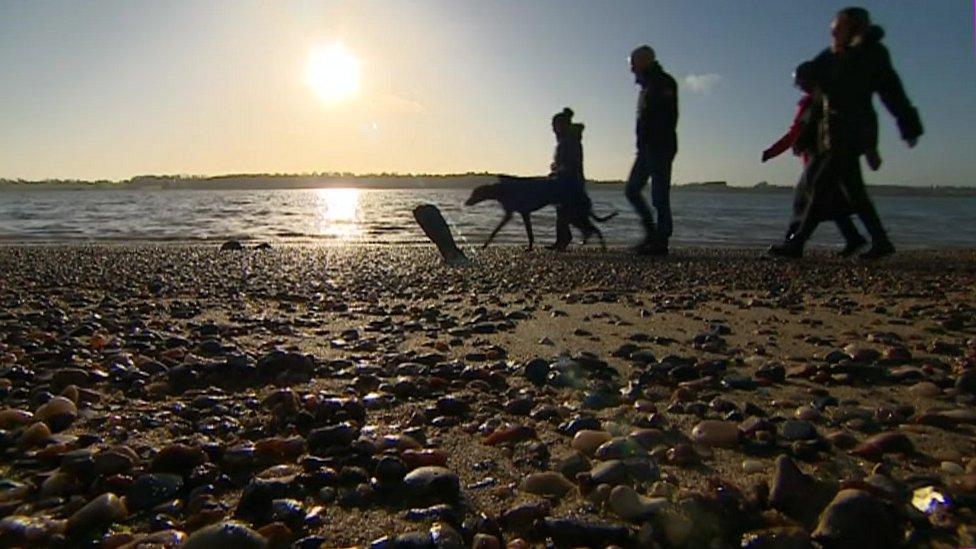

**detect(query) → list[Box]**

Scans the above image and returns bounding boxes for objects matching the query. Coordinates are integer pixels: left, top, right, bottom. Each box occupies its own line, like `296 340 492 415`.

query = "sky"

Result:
1 0 974 186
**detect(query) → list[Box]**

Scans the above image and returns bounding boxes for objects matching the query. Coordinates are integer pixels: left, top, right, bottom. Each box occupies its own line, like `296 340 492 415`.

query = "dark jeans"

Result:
793 151 889 245
625 149 674 240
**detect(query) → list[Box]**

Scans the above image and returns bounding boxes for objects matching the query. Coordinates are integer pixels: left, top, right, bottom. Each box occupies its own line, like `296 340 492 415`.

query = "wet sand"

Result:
0 244 974 548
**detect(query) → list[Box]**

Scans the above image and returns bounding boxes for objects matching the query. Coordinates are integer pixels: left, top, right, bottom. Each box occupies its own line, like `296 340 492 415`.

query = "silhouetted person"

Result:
547 108 586 251
626 45 678 256
762 61 867 257
771 7 922 259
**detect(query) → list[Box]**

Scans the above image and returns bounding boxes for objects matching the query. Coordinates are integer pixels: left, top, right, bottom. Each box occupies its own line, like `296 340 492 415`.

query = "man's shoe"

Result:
837 236 868 257
859 241 895 260
546 242 569 252
768 241 803 258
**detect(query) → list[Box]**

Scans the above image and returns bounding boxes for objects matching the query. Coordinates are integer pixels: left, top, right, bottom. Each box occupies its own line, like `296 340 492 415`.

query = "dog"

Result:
464 175 617 250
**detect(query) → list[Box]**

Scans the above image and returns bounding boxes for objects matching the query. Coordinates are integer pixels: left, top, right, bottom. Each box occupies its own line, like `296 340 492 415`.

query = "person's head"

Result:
629 45 656 81
831 7 871 51
551 107 574 135
793 61 817 93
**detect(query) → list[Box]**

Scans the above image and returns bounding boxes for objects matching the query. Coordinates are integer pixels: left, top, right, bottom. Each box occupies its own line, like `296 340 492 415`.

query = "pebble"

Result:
150 443 207 475
40 470 79 498
742 459 764 474
523 359 549 386
543 518 633 548
183 521 267 549
594 437 646 460
430 521 465 548
19 422 51 448
0 409 32 429
781 420 817 441
851 432 915 460
401 449 448 469
472 533 502 549
402 467 460 502
794 405 821 421
235 476 295 524
500 500 551 530
373 456 408 487
520 472 575 498
587 483 612 505
0 480 30 503
65 492 127 537
35 396 77 431
666 443 698 466
811 489 899 549
691 420 739 447
590 460 629 486
571 430 611 456
94 449 135 475
607 485 667 521
769 455 837 528
942 461 965 475
483 425 535 446
126 474 183 511
307 422 359 451
908 381 942 398
0 515 66 546
844 343 880 362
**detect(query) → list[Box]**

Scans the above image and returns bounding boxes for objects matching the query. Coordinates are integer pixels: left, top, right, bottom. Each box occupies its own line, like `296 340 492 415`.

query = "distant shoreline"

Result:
2 174 974 196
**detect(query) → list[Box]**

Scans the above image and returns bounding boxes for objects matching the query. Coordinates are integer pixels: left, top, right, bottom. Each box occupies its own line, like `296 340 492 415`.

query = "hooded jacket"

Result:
552 122 585 183
812 25 923 155
636 61 679 155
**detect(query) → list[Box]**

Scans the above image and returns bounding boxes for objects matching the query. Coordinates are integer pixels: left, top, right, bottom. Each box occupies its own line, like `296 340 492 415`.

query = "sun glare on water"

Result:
315 188 361 240
305 43 361 103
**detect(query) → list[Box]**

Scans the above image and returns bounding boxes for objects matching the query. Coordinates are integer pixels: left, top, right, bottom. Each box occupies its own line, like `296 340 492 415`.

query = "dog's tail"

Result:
591 210 619 222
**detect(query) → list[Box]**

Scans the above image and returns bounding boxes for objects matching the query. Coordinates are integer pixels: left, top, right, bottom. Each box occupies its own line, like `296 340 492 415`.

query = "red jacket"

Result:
765 94 813 165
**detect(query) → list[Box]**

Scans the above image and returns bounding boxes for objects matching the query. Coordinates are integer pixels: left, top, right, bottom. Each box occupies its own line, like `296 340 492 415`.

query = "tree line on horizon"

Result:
1 173 971 195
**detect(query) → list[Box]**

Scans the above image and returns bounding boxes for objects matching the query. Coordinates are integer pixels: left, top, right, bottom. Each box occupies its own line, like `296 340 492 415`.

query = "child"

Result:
763 62 868 256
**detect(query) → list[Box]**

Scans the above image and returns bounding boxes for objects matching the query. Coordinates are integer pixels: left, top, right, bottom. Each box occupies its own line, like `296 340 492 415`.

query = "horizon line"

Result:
0 172 961 189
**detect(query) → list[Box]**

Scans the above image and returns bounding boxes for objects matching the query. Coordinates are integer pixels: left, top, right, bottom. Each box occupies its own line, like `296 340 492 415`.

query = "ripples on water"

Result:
0 187 974 248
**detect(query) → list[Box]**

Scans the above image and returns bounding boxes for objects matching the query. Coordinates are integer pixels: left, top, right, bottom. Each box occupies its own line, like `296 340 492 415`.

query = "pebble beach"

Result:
1 244 975 548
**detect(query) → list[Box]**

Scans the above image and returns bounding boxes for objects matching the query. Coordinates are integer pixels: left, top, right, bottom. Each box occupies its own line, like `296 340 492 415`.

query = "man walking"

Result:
625 45 678 255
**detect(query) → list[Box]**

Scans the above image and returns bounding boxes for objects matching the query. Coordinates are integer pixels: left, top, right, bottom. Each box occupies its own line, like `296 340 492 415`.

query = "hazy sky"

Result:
1 1 973 186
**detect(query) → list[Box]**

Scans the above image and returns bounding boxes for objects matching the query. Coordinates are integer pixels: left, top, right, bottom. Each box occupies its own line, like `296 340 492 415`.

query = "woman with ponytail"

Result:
548 107 588 251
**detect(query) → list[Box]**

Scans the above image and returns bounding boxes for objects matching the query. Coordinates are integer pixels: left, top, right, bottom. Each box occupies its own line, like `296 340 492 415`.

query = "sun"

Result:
305 43 361 103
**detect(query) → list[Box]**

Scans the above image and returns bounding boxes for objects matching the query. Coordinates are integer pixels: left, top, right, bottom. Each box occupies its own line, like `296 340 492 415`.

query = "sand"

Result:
0 244 974 547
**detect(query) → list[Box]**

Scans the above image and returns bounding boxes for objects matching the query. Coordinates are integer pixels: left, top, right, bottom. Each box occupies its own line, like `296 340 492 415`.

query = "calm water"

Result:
1 187 974 248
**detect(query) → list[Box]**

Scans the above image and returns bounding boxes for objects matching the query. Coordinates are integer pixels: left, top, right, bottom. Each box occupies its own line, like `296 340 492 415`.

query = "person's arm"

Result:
763 98 808 161
873 45 923 144
763 128 798 162
664 75 679 130
636 89 651 148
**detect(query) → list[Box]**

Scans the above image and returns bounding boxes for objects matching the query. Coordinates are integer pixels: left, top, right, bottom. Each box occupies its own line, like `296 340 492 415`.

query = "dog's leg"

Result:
594 227 606 251
520 212 534 251
483 212 512 249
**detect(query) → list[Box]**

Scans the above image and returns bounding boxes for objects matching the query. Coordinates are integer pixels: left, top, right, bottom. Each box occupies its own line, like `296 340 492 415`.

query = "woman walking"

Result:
771 7 923 259
547 108 588 251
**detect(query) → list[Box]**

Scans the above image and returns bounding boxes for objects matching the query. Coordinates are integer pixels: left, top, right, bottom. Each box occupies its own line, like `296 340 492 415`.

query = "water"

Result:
1 186 974 248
